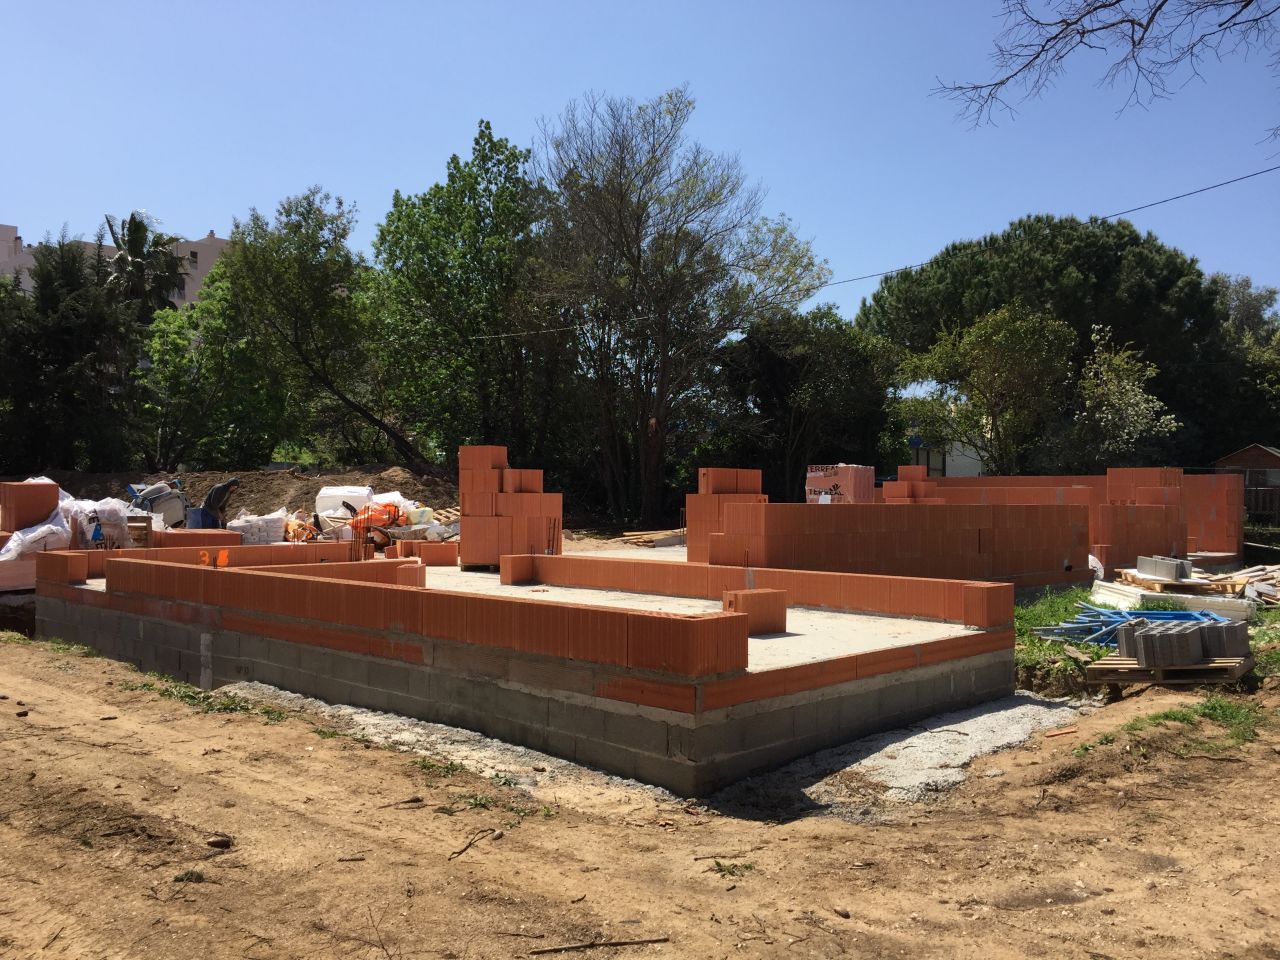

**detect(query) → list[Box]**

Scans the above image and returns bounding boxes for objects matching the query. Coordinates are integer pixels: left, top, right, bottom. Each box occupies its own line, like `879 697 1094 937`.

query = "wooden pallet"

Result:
1085 654 1255 686
434 507 461 524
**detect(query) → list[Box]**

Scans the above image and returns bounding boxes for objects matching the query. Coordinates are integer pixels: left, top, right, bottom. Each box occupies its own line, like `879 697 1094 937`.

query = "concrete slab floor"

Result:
429 564 966 671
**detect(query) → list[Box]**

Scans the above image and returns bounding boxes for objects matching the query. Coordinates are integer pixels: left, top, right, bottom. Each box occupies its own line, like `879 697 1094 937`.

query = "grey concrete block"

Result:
574 736 637 780
407 664 433 703
265 637 302 671
547 698 604 740
368 658 412 696
311 674 355 707
295 644 332 678
633 752 696 796
602 710 669 756
238 632 272 663
328 651 370 689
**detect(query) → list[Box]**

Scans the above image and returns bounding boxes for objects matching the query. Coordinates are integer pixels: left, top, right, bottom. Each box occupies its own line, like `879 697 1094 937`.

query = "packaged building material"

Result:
314 485 374 516
805 464 875 504
227 508 288 545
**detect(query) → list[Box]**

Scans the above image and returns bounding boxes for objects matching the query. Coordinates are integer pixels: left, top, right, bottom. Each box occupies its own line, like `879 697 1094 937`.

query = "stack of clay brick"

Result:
0 480 61 549
879 465 944 503
685 468 767 563
892 466 1240 570
389 540 459 566
458 445 562 566
1180 474 1244 555
1115 618 1250 666
707 501 1090 585
805 464 875 504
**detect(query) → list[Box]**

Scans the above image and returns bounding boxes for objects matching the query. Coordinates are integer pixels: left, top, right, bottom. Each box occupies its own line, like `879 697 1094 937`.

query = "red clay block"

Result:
416 541 458 566
458 445 509 470
722 588 788 634
500 554 537 585
461 492 497 516
595 675 696 713
464 594 517 649
420 590 469 642
565 604 630 666
856 645 920 678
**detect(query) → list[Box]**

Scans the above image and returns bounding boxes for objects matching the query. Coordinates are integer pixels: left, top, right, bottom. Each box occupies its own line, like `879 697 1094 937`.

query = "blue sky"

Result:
7 1 1277 316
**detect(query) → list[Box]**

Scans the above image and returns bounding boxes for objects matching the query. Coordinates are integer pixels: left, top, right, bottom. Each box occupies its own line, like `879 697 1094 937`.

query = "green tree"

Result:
540 87 828 523
896 301 1076 475
715 306 895 500
104 211 187 324
0 232 138 471
373 120 573 464
1072 325 1180 469
220 188 430 472
142 261 293 470
856 214 1235 466
1213 272 1279 339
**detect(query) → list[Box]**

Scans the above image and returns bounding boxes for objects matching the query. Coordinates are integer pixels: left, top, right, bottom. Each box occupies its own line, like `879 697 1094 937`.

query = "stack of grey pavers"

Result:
1199 620 1252 659
1121 618 1252 667
1136 555 1193 580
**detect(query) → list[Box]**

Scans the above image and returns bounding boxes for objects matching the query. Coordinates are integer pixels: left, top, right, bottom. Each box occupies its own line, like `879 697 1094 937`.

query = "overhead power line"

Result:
815 163 1280 291
464 163 1280 340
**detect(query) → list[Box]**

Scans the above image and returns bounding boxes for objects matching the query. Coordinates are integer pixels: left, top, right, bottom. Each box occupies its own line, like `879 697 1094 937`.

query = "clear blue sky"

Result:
7 1 1277 316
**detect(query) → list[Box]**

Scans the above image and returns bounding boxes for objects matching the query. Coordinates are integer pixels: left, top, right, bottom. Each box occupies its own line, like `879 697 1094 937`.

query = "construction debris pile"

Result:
1117 555 1280 608
1032 602 1228 648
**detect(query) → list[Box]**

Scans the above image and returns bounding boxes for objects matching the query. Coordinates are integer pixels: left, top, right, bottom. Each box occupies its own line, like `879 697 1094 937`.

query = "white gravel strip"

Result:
223 681 1085 812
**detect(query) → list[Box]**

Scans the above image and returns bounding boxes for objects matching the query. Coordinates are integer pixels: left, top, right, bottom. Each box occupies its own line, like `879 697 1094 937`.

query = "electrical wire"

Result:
463 162 1280 339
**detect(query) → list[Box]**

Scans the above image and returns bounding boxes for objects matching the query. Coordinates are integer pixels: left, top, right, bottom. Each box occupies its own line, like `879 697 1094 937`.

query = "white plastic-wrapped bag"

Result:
0 508 72 561
227 507 288 545
315 486 373 515
58 498 132 548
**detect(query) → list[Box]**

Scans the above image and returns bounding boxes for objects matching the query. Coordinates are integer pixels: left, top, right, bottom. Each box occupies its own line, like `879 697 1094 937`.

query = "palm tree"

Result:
103 211 187 323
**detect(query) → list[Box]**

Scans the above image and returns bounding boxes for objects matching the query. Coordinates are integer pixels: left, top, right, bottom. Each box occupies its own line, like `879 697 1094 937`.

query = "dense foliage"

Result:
3 93 1277 522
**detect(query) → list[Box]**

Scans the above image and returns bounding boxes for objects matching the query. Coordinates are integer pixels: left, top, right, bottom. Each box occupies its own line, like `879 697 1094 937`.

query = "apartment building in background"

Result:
0 222 227 308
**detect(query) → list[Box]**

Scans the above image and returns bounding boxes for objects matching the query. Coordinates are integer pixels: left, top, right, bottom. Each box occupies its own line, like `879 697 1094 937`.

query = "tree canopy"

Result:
942 0 1280 138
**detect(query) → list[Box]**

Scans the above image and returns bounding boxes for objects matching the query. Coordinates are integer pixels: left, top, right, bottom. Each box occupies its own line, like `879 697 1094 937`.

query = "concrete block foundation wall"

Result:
34 545 1014 795
34 588 1013 795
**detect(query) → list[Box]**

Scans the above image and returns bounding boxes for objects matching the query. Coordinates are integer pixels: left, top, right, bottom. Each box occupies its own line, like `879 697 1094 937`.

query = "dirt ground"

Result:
15 466 459 518
1 640 1277 959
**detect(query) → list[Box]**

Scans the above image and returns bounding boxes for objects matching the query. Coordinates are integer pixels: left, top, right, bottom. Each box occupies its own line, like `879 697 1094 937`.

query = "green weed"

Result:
460 793 494 810
312 726 341 739
1014 588 1111 672
1136 597 1186 612
1071 732 1116 758
412 758 464 776
121 675 284 724
711 860 754 878
1 631 96 657
490 772 517 787
1121 694 1262 747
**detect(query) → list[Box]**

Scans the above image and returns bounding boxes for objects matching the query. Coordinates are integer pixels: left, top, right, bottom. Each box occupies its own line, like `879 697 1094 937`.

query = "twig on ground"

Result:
529 935 670 955
448 828 495 860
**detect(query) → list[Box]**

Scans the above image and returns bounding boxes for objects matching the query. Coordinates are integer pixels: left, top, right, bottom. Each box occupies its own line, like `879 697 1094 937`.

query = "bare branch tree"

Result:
939 0 1280 137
